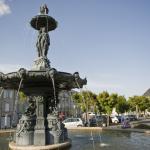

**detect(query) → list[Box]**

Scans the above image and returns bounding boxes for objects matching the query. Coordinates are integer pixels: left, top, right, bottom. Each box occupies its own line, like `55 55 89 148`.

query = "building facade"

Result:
58 90 81 118
0 88 80 128
0 88 20 128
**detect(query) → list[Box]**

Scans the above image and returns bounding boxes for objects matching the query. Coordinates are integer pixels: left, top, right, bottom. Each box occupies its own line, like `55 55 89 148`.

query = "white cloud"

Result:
0 64 28 73
0 0 11 16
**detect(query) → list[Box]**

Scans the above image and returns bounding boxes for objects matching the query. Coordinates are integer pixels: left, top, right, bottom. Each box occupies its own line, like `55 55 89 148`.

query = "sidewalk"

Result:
0 124 150 136
130 118 150 128
103 126 150 134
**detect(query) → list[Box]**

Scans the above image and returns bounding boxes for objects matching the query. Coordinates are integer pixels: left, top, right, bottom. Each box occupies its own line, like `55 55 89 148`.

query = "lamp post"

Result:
58 104 60 112
85 100 89 126
4 114 8 129
73 105 76 117
76 106 78 117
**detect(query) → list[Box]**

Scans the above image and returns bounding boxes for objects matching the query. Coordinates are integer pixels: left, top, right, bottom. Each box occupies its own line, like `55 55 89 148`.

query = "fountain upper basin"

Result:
0 68 87 95
30 15 57 31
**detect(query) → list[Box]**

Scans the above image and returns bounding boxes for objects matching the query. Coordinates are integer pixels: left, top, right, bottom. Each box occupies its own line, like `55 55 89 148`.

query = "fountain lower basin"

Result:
9 139 71 150
0 129 150 150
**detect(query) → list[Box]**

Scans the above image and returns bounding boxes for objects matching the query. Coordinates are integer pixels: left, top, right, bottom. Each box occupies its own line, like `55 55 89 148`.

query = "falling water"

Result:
75 79 89 126
99 131 110 147
84 85 94 101
36 16 39 30
0 88 4 97
75 79 87 111
12 78 23 126
90 131 95 150
16 78 23 97
99 131 102 145
8 131 13 142
50 76 57 108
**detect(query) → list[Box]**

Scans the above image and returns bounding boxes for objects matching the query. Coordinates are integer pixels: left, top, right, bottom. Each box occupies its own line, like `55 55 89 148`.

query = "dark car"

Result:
89 118 97 127
116 116 122 123
125 115 137 121
96 115 108 127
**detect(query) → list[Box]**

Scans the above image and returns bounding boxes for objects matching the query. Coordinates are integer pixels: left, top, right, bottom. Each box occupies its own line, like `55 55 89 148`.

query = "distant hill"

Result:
143 89 150 97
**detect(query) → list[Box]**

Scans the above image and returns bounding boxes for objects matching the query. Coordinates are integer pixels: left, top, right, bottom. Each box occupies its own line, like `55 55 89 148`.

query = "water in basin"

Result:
0 130 150 150
68 130 150 150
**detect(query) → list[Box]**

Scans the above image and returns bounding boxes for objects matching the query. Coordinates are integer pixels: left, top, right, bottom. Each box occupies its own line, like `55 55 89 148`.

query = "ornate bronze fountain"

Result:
0 4 86 147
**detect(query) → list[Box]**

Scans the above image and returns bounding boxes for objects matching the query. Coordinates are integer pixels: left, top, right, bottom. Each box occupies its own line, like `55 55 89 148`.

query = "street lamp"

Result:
85 100 89 126
58 103 61 112
73 105 76 117
4 114 8 129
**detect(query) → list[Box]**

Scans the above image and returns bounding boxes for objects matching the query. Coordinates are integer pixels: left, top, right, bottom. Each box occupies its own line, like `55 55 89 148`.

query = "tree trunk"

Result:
136 105 139 119
107 115 110 126
144 110 146 119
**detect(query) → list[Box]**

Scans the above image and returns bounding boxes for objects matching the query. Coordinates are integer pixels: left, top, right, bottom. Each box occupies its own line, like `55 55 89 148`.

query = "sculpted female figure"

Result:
36 27 50 57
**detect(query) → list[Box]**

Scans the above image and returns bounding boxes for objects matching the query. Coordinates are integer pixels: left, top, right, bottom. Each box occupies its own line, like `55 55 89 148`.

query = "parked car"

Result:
96 115 107 127
89 117 97 127
116 116 123 123
111 116 119 124
62 118 83 128
125 115 137 121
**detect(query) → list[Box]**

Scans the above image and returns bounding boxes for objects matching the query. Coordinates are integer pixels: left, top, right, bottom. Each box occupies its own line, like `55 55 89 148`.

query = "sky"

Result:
0 0 150 98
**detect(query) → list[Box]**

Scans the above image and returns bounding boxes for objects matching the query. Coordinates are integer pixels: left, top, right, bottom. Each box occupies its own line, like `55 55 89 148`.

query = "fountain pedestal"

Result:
32 57 50 70
34 96 45 145
15 115 35 145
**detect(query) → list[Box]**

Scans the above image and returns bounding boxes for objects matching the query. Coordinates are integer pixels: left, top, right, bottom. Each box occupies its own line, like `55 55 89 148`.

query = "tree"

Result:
72 92 86 112
97 91 118 126
96 100 106 114
14 91 28 115
72 91 98 113
84 91 97 113
19 91 27 102
72 91 97 126
128 96 150 117
138 96 150 115
128 96 140 112
116 96 129 114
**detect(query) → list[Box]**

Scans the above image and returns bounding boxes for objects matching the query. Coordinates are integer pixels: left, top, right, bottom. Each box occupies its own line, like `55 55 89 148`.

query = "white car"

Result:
111 116 119 124
62 118 83 128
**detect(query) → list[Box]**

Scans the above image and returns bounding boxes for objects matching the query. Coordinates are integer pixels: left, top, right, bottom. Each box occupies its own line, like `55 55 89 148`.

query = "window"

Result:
9 90 13 98
5 103 9 112
77 119 79 122
65 118 72 123
3 90 8 98
3 90 14 99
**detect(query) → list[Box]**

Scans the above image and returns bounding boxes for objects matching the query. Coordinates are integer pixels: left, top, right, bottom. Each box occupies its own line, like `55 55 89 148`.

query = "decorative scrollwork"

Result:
35 96 44 103
16 115 33 137
25 96 36 117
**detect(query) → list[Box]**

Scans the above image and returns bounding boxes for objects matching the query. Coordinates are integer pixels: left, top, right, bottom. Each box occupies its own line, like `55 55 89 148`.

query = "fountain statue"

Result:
0 4 87 150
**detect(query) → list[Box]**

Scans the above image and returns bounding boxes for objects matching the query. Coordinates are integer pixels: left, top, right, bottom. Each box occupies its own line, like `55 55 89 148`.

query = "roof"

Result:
143 88 150 97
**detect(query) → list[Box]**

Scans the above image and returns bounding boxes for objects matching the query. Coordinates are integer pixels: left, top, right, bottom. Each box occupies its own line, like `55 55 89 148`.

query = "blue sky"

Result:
0 0 150 97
